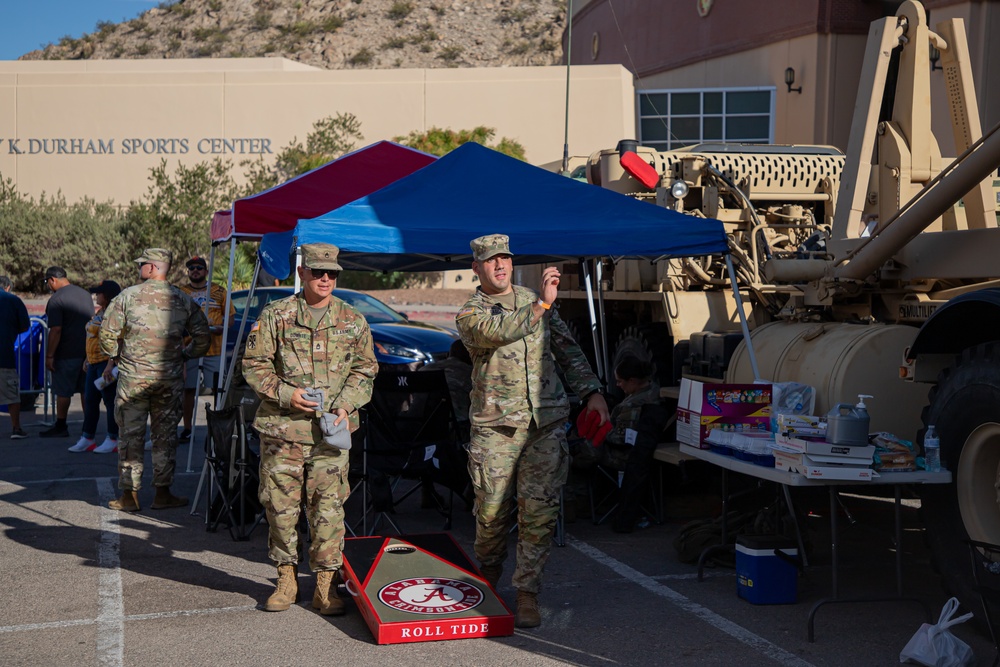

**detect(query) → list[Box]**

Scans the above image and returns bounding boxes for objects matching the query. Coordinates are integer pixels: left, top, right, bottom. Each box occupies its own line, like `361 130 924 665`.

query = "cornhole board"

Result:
341 533 514 644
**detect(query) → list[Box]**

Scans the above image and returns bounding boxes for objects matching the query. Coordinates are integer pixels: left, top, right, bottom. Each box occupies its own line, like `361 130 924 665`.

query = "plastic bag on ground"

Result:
899 597 975 666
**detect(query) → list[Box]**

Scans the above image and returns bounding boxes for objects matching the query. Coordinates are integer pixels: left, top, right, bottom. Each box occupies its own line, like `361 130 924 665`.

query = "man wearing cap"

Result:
70 280 123 453
243 242 377 616
41 266 94 438
0 276 30 439
456 233 609 629
177 255 235 444
99 249 211 512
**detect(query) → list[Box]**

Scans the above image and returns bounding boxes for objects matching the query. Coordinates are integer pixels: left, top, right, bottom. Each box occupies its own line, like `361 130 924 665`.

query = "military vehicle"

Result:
552 0 1000 610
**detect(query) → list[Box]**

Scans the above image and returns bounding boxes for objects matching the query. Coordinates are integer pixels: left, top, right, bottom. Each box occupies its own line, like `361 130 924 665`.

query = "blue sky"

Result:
0 0 158 60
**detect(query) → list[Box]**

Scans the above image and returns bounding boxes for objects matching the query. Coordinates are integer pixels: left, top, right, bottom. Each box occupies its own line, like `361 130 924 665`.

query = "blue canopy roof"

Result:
258 142 728 277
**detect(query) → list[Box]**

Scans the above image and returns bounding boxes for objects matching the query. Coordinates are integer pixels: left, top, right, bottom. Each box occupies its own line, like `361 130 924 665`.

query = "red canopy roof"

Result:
211 141 436 241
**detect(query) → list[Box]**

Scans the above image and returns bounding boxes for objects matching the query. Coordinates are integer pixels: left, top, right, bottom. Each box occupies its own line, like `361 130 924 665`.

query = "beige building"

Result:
0 58 635 205
570 0 999 158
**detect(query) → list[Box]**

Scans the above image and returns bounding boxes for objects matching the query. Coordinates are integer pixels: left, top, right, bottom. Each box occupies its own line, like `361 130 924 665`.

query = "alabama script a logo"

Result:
378 578 484 615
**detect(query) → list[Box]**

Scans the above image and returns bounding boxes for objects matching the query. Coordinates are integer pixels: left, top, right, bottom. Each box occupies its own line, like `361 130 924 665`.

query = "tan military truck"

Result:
555 0 1000 608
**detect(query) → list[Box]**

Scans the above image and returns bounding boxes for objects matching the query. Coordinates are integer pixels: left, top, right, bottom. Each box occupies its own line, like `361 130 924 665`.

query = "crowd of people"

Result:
1 234 668 631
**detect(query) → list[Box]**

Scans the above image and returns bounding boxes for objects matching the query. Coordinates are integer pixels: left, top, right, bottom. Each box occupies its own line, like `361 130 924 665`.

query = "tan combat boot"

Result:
312 570 346 616
264 564 299 612
514 590 541 628
479 563 503 589
108 491 140 512
150 487 188 510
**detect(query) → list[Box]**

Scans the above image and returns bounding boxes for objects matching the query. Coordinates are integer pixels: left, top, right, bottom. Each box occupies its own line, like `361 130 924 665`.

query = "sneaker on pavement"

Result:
178 428 192 443
40 424 70 438
94 437 118 454
10 428 28 440
68 436 97 452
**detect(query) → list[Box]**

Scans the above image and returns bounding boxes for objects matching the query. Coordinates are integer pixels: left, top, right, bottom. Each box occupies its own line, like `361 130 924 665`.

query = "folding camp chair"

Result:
349 370 466 536
204 404 265 541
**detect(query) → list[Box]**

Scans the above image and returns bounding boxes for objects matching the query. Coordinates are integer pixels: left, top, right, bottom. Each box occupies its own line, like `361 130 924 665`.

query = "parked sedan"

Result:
227 287 458 370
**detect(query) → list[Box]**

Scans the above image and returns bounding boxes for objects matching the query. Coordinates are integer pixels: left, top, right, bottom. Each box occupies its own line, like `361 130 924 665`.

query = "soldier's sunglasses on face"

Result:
188 265 206 272
308 268 339 280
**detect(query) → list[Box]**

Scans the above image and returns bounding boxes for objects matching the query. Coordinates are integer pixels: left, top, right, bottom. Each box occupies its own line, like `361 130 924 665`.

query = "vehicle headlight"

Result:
375 342 428 361
670 180 690 200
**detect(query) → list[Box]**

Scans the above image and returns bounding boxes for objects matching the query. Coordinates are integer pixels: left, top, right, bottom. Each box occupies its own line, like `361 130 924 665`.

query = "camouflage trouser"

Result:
467 419 569 594
258 435 350 572
114 375 183 491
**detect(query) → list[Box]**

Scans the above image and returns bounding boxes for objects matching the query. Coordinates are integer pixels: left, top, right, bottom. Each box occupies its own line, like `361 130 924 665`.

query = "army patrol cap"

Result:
134 248 173 265
470 234 513 262
301 243 343 271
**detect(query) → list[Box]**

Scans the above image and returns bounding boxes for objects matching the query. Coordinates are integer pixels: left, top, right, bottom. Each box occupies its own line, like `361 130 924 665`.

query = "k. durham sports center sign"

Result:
2 136 274 156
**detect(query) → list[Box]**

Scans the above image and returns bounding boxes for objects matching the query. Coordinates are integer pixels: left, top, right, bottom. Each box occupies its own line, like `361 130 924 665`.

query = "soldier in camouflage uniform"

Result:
600 354 669 533
456 233 609 629
99 248 211 512
242 243 377 615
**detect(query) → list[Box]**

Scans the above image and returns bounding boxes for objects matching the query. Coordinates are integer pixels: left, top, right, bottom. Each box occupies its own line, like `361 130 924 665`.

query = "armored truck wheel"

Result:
920 342 1000 613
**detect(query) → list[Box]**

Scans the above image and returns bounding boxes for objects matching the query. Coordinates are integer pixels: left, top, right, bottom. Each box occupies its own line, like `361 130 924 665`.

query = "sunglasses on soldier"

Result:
307 268 340 280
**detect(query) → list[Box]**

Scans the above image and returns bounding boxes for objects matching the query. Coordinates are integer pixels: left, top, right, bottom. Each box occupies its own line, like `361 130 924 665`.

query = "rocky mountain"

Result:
20 0 567 70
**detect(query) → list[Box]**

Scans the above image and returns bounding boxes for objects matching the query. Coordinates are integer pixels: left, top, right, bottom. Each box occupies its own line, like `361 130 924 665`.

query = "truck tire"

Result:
920 342 1000 612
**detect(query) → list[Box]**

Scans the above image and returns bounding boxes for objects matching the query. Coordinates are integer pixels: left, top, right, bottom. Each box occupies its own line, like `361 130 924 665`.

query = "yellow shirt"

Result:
178 282 234 357
85 312 108 365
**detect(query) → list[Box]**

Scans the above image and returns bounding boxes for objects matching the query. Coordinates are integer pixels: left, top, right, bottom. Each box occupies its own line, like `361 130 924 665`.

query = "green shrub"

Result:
387 2 413 20
348 48 373 66
252 11 272 30
322 16 344 32
438 45 462 63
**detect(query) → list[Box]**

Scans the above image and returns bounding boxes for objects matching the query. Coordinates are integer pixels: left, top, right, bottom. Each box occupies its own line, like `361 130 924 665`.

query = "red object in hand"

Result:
591 420 613 448
576 408 600 439
619 151 660 190
576 408 611 447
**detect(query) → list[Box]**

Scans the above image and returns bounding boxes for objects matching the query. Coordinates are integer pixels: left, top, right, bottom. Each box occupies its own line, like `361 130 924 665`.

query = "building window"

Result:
637 88 775 151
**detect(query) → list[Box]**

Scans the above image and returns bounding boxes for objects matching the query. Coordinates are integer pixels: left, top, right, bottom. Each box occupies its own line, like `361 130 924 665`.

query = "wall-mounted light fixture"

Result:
785 67 802 94
929 45 942 71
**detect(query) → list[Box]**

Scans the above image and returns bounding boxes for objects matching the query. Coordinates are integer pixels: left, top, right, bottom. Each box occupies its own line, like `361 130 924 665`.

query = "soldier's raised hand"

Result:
540 266 561 306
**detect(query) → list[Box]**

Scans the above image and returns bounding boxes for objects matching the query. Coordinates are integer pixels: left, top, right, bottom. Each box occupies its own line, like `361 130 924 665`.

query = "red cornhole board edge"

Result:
341 533 514 645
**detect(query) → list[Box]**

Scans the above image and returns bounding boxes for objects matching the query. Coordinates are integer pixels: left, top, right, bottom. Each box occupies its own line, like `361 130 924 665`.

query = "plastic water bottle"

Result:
924 425 941 473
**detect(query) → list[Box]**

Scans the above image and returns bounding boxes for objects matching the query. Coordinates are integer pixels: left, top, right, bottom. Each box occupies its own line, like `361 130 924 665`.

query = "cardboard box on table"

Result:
341 533 514 645
772 434 875 481
676 379 772 448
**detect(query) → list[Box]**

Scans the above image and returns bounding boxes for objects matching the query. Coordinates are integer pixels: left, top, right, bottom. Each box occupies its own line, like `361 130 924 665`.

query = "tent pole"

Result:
184 245 217 474
219 257 261 410
596 259 609 383
725 254 761 381
580 260 604 382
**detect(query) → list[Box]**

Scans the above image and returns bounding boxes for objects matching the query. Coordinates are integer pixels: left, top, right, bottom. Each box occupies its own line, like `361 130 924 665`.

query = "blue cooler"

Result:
736 535 798 605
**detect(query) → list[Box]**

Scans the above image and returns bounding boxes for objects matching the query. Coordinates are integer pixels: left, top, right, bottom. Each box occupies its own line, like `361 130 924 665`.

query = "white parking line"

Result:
96 478 124 667
0 606 259 634
570 537 816 667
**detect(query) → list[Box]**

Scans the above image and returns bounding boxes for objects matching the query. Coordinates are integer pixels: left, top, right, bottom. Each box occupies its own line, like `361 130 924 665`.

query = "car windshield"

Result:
232 289 407 325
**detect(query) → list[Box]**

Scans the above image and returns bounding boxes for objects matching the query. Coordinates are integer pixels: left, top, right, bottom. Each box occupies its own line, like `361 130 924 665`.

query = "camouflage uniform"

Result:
457 283 601 594
242 292 377 572
99 267 211 492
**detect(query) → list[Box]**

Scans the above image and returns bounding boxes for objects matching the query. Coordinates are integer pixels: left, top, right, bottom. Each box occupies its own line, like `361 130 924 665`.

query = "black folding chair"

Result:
204 404 265 541
349 370 467 535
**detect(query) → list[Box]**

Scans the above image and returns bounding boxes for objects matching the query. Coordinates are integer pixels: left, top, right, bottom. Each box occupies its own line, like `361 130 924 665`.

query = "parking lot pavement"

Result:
1 402 996 666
